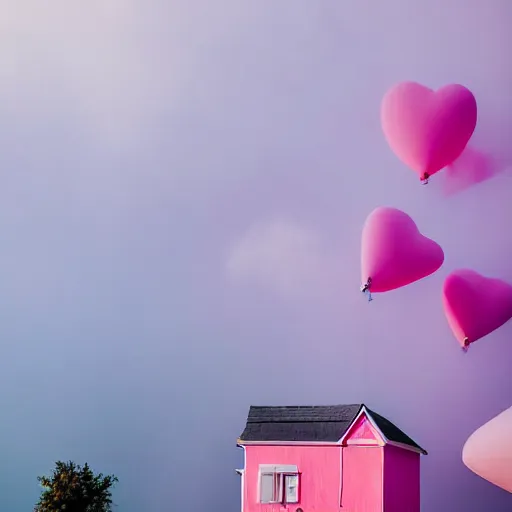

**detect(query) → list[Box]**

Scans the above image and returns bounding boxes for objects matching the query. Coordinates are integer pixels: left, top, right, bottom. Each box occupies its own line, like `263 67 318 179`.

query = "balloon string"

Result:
360 278 373 302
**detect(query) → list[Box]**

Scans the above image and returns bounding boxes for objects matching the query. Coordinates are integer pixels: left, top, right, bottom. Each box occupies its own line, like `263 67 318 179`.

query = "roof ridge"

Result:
249 404 363 408
247 419 348 423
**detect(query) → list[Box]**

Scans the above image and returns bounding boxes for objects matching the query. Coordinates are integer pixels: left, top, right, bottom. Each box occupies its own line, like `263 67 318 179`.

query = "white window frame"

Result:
259 465 300 504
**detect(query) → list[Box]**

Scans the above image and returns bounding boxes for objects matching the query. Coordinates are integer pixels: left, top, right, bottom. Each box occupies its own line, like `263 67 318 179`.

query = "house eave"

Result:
387 440 428 455
238 439 425 454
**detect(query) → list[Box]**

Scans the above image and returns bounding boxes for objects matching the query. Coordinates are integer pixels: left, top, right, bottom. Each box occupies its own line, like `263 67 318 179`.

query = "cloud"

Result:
225 219 331 299
441 146 504 196
0 0 179 149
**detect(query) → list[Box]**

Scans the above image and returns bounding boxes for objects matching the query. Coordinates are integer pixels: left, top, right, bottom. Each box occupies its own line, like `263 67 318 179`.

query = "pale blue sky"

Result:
0 1 511 510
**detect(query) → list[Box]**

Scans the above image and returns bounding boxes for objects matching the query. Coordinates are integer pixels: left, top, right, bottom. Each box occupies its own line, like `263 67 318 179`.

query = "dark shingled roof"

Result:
238 403 427 455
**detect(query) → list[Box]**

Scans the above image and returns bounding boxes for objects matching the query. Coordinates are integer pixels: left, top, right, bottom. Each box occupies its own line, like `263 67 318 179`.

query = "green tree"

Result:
34 460 118 512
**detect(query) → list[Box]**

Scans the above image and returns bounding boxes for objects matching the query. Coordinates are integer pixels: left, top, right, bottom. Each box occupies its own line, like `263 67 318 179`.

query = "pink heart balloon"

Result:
361 207 444 294
463 406 512 493
442 269 512 349
381 81 477 182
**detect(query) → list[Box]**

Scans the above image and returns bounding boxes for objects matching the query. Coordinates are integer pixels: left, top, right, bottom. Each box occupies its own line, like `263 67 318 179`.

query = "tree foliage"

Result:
34 460 118 512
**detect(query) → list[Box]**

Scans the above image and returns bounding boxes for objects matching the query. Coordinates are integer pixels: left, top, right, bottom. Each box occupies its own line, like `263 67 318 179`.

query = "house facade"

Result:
236 403 427 512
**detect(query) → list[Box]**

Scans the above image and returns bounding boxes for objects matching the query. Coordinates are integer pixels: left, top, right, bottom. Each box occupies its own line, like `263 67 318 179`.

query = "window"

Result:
259 465 300 504
259 472 282 503
285 473 299 503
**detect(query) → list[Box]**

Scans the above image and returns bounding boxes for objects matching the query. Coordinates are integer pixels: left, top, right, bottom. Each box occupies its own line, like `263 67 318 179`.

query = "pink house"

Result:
236 403 427 512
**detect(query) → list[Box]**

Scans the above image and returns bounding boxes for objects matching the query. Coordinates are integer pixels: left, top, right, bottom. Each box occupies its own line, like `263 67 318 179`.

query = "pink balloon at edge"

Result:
463 406 512 493
442 269 512 350
361 207 444 294
381 81 477 182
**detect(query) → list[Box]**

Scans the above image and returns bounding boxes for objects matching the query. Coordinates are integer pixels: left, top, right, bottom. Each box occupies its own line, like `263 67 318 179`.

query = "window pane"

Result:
285 474 299 503
273 473 283 502
260 473 274 503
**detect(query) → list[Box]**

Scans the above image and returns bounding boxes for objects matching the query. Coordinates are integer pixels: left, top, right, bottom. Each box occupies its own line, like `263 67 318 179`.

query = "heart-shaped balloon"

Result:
463 406 512 493
442 269 512 349
361 207 444 294
381 81 477 182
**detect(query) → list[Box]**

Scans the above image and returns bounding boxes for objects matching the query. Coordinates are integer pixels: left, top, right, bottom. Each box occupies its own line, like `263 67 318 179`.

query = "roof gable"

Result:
238 403 427 455
343 411 385 446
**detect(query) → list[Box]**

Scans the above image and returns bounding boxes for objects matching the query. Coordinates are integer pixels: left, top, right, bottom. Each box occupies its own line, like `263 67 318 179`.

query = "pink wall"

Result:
340 414 384 511
341 446 383 512
383 444 420 512
243 444 341 512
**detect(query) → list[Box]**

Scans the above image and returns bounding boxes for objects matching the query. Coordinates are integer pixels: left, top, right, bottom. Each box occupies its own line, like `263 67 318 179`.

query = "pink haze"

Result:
381 82 477 181
442 146 500 196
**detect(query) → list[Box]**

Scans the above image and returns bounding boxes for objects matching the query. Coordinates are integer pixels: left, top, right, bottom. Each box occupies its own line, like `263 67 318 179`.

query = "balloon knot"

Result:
421 172 430 185
360 278 373 302
462 337 470 352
